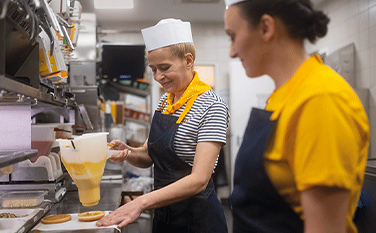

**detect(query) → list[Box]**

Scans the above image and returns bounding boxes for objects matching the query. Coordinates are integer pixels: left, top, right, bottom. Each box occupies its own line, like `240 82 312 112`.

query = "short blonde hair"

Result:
147 43 196 70
168 42 196 61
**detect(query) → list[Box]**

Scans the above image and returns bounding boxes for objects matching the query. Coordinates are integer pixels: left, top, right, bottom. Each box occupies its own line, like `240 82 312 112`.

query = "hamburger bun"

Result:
41 214 72 224
78 211 105 222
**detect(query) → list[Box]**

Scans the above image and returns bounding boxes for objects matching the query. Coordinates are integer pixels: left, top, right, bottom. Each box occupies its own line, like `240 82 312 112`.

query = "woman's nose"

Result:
153 70 164 82
229 44 237 58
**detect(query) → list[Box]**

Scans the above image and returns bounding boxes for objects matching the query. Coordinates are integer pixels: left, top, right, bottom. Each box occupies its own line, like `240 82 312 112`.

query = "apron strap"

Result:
158 98 168 112
176 96 196 124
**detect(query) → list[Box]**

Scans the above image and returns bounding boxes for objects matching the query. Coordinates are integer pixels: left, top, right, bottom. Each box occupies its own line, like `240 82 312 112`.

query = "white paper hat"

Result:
141 18 193 52
225 0 247 7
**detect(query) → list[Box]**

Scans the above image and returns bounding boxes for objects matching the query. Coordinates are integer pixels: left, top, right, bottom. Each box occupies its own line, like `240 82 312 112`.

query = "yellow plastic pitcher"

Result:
58 132 109 206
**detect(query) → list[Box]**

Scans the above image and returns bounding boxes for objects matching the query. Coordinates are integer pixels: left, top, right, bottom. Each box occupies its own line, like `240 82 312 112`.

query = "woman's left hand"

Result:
96 198 144 228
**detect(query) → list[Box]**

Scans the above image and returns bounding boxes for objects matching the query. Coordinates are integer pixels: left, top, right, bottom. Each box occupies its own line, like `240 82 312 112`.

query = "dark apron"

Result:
148 111 228 233
231 108 304 233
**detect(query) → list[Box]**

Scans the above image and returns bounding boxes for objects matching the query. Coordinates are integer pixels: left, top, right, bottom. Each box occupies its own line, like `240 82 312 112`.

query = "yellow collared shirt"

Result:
264 55 370 233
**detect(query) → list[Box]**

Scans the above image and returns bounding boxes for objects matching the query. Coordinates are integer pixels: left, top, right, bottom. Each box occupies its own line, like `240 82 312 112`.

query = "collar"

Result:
267 54 323 120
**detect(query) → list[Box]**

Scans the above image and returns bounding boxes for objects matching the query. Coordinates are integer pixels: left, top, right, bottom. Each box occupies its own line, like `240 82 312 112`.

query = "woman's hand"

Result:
108 140 127 150
96 198 144 228
108 140 131 163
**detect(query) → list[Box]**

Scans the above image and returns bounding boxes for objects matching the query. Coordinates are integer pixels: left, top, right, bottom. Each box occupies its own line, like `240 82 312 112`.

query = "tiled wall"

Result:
190 22 231 102
306 0 376 158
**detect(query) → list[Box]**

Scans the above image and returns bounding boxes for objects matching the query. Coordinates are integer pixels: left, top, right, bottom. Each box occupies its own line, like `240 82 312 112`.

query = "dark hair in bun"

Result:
237 0 330 43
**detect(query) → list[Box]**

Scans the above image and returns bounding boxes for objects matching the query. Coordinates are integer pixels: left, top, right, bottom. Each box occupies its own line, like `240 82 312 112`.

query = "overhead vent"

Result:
182 0 220 3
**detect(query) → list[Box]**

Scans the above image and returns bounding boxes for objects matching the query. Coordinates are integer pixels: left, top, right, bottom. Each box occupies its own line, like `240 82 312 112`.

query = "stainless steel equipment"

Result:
0 2 101 233
0 172 72 203
0 148 72 203
71 86 99 133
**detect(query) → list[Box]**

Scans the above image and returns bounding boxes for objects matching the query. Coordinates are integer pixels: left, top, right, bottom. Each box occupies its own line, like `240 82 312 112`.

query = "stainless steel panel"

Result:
324 43 355 88
70 86 99 132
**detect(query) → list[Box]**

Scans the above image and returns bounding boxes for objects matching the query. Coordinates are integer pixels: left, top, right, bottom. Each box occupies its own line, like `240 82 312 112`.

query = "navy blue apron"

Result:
231 108 304 233
148 110 228 233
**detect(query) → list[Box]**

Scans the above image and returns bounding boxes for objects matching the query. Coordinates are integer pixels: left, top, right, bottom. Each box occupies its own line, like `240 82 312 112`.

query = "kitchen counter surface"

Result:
49 180 122 214
30 180 123 233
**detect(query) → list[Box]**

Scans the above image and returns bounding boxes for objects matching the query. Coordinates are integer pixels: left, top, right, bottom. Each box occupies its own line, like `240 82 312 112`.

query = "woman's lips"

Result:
160 81 171 88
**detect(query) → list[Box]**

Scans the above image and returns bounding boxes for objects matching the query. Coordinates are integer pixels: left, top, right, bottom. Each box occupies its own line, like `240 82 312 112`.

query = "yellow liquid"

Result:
62 157 107 206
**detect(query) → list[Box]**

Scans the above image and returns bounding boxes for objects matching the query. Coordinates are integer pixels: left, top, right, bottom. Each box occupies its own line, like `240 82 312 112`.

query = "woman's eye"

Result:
227 33 235 43
160 66 170 71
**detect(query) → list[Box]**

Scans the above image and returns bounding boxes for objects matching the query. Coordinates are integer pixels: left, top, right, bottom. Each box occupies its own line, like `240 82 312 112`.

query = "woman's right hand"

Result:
108 140 131 163
108 139 127 150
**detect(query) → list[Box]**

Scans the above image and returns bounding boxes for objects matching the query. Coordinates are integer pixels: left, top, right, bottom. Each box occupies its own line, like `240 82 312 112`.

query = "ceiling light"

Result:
94 0 134 9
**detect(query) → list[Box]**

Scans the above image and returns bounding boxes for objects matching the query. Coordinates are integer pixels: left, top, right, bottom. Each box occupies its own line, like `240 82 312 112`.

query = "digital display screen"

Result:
101 44 146 83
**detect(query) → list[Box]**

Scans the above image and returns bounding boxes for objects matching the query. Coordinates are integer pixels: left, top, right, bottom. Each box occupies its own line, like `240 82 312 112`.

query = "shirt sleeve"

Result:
293 94 364 191
197 101 230 144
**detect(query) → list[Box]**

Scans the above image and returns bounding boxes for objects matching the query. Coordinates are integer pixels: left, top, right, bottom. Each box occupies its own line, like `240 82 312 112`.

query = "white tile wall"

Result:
307 0 376 157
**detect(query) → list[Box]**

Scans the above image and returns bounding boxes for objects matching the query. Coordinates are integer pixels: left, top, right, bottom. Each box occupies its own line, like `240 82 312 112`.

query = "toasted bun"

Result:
41 214 72 224
78 211 105 222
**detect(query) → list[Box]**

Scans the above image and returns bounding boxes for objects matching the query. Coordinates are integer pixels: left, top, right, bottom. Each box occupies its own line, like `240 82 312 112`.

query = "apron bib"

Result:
148 110 228 233
231 108 303 233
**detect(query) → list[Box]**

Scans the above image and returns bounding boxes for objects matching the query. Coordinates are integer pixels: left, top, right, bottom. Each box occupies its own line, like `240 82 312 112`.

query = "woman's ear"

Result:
258 14 275 42
184 53 194 69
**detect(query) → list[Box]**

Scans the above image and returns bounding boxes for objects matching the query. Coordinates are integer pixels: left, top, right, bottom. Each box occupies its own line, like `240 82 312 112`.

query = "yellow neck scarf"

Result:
162 71 212 123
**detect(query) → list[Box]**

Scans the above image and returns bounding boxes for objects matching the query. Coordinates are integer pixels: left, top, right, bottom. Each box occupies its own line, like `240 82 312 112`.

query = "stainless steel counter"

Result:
30 180 123 233
49 181 122 215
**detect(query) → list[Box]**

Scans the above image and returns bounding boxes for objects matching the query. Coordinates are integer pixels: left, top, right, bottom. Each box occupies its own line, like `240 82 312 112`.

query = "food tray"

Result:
0 191 48 208
31 211 119 232
0 206 49 233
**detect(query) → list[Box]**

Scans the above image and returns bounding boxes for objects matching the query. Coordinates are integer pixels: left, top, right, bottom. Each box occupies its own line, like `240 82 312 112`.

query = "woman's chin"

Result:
246 70 264 79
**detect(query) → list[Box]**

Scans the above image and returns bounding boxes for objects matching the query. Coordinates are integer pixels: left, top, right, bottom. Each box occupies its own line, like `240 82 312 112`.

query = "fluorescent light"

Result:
94 0 134 9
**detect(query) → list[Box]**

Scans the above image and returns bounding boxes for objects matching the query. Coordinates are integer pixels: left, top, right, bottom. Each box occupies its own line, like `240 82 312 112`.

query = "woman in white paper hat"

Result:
224 0 369 233
97 18 229 232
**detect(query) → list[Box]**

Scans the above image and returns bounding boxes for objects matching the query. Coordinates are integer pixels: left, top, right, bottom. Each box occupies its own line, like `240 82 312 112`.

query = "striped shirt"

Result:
157 90 230 167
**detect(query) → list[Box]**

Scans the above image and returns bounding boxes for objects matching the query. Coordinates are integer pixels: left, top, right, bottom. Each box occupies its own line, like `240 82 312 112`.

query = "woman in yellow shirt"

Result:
224 0 370 232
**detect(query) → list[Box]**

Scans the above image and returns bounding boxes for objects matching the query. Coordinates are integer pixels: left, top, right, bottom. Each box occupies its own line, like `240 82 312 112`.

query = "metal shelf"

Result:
0 150 38 168
0 75 76 107
124 117 150 126
109 82 150 97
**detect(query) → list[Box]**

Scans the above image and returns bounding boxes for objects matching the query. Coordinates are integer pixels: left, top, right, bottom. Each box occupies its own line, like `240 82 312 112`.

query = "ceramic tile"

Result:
355 0 371 13
370 0 376 8
356 68 371 88
370 4 376 27
370 46 376 69
370 126 376 158
370 25 376 47
358 11 370 33
356 30 370 52
370 65 376 88
356 49 371 70
370 104 376 128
